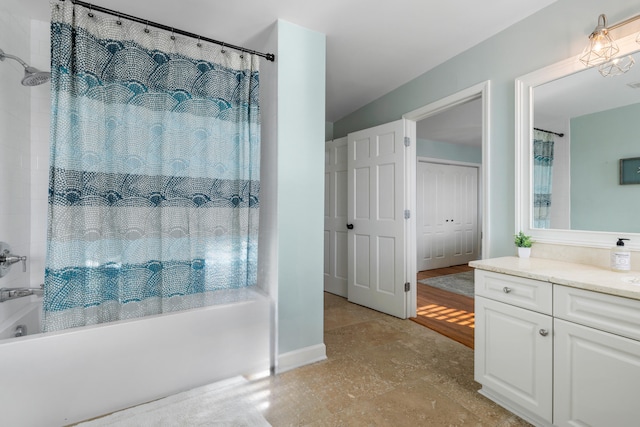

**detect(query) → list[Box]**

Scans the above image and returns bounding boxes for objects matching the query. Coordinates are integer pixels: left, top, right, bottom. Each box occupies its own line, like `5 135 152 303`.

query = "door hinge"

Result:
404 209 410 219
404 136 411 147
404 282 410 292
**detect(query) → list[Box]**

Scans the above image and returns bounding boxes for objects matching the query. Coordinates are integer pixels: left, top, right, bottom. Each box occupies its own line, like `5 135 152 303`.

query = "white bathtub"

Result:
0 293 42 340
0 288 272 427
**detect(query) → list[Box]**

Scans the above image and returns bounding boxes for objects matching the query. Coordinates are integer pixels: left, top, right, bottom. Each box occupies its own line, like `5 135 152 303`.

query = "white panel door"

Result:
417 161 478 270
347 120 408 319
324 138 348 297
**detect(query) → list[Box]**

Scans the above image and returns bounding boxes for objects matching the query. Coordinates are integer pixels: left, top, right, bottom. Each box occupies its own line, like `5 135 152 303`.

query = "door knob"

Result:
503 287 511 293
539 329 549 337
346 223 354 230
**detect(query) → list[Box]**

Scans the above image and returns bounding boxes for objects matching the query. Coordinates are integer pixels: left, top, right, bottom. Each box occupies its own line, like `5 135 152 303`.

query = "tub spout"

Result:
0 286 42 303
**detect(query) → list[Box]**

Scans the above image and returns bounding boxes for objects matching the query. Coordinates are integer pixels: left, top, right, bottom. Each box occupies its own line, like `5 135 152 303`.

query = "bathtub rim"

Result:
0 285 269 344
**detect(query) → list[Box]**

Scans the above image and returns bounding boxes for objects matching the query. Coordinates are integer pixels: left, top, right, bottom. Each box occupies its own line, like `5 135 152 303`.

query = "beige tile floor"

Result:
255 292 531 426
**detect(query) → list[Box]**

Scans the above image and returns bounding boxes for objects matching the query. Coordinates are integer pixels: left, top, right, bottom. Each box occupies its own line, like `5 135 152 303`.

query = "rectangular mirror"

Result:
515 32 640 249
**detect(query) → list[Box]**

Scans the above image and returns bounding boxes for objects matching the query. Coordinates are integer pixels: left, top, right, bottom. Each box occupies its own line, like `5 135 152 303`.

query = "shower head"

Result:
21 66 51 86
0 48 51 86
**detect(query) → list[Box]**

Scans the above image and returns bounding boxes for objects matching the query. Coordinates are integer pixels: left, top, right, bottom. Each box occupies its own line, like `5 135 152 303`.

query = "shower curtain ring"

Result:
221 43 226 54
171 29 176 41
144 21 150 33
88 5 94 18
116 13 122 25
197 36 202 48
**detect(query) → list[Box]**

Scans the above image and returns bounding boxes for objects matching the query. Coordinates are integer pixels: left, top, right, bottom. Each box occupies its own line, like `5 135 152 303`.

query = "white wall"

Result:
0 5 31 288
29 19 51 287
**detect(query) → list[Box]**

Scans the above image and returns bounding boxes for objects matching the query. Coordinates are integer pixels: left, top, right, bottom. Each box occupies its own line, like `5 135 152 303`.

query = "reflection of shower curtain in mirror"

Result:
44 1 260 332
533 130 554 229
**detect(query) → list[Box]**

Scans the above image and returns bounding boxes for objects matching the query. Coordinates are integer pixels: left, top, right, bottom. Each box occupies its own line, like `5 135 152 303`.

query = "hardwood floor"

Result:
413 264 475 349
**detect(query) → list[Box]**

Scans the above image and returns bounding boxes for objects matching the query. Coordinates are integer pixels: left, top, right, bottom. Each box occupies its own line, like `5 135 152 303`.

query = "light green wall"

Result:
332 0 639 257
417 139 482 164
571 103 640 233
277 21 326 355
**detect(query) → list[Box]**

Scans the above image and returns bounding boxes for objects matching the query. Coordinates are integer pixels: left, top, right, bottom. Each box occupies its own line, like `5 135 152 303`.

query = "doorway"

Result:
403 81 489 346
413 265 475 348
324 81 489 337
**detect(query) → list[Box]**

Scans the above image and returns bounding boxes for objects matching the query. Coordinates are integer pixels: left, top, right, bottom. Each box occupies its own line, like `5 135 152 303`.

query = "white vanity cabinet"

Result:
474 270 553 425
553 285 640 427
474 267 640 427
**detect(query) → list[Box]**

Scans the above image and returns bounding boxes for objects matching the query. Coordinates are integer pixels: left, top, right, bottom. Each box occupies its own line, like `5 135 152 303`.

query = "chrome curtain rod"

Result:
534 127 565 138
66 0 275 62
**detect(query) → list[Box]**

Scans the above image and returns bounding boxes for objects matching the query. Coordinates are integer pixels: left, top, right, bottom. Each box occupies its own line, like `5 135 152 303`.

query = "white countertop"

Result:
470 257 640 301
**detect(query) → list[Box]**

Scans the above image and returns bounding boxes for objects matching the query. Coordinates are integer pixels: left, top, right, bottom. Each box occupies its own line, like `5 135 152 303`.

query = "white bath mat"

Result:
78 376 271 426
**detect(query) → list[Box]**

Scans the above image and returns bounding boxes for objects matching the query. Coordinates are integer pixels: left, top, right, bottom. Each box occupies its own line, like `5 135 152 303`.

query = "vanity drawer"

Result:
554 285 640 341
475 270 552 315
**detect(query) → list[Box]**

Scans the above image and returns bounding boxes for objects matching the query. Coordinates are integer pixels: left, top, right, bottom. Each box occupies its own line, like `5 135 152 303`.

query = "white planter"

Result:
518 247 531 258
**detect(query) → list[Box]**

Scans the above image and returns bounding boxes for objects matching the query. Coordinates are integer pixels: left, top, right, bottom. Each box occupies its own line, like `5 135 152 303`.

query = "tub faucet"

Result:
0 250 27 271
0 242 27 277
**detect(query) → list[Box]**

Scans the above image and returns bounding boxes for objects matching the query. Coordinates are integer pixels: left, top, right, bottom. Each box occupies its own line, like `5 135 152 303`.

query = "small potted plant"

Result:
514 231 532 258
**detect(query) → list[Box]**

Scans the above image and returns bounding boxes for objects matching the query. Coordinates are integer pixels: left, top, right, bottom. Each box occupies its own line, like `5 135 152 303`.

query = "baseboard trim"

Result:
276 343 327 374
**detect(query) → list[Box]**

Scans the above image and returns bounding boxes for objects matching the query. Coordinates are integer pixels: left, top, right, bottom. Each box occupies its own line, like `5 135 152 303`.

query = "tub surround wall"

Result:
0 6 31 288
29 18 51 287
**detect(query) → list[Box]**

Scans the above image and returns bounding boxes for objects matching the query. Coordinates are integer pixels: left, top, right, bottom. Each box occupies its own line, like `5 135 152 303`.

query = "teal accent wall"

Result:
277 21 326 356
571 103 640 233
418 139 482 164
331 0 640 257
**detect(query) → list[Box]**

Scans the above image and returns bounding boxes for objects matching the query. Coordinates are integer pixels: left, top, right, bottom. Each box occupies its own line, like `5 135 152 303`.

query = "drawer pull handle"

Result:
503 287 512 293
539 329 549 337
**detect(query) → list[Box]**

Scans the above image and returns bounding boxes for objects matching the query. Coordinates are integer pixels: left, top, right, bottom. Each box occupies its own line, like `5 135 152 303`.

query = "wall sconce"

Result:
598 54 635 77
580 12 640 76
579 14 618 67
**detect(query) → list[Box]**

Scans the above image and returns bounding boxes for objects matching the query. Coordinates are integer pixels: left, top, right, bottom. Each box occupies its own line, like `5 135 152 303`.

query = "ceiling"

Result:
11 0 558 124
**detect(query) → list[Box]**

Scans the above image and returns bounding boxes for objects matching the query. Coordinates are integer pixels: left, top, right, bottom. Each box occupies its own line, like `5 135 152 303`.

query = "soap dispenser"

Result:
611 238 631 272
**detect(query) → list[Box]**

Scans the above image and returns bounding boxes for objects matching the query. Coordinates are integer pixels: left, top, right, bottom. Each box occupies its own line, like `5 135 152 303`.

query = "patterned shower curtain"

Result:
533 130 554 229
44 1 260 332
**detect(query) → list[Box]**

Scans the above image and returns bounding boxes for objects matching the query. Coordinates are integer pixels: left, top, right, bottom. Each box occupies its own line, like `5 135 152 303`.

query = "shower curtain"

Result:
44 1 260 332
533 130 554 229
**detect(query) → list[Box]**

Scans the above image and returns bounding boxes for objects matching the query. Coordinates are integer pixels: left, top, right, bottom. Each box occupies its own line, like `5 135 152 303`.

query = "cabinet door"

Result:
475 296 553 423
554 318 640 427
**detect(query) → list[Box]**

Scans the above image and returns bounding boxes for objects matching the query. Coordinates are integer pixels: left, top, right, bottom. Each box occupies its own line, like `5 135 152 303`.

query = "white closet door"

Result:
324 137 348 297
417 161 479 270
347 120 409 319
